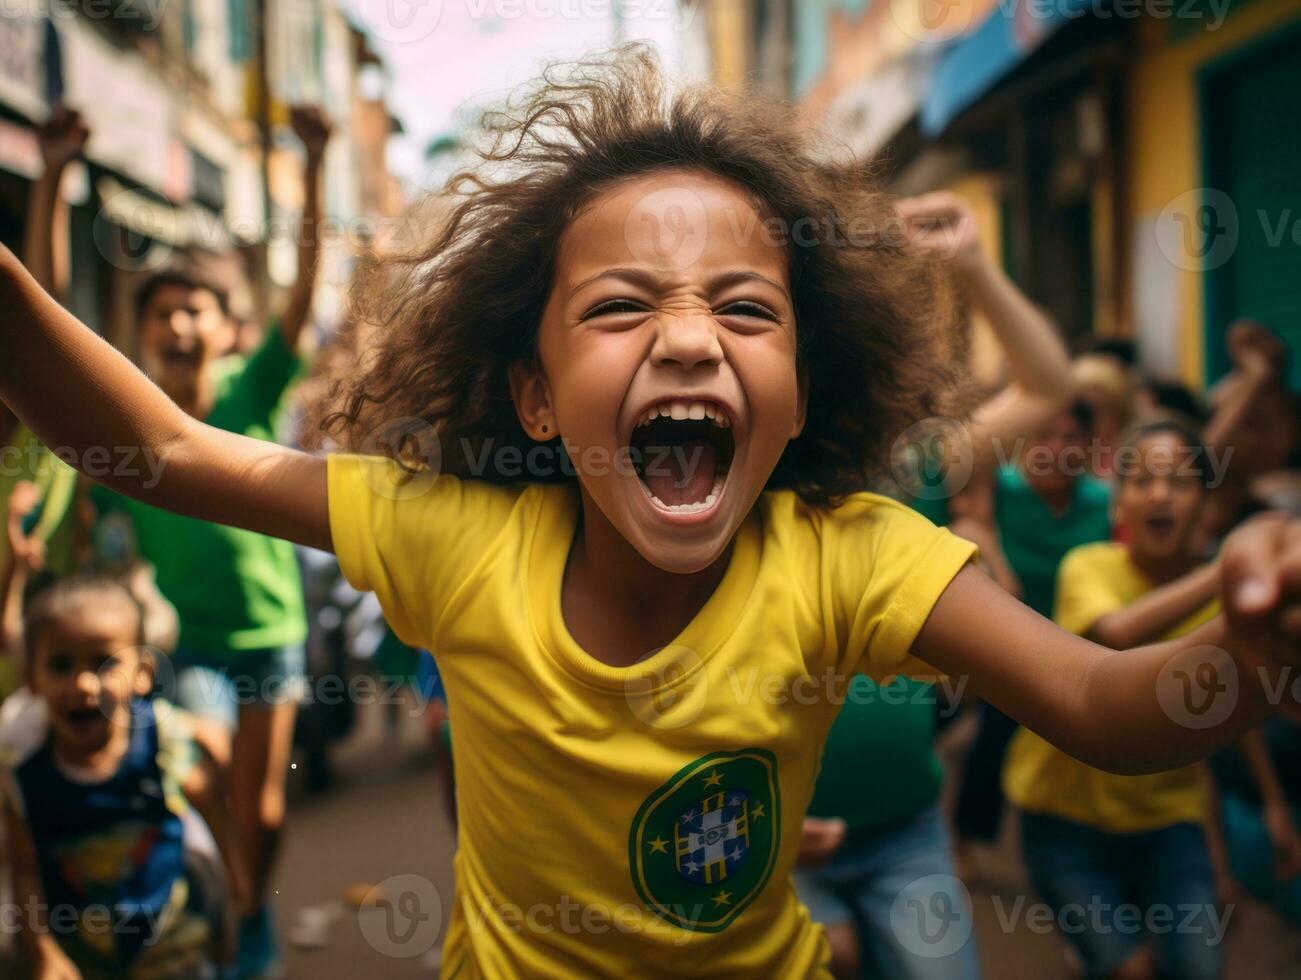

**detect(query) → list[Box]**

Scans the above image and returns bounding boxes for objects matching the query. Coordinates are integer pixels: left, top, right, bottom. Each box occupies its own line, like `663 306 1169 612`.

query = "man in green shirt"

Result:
95 105 332 980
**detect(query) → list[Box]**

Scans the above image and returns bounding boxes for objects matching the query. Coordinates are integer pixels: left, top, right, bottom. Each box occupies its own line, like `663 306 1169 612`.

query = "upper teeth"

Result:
636 400 731 428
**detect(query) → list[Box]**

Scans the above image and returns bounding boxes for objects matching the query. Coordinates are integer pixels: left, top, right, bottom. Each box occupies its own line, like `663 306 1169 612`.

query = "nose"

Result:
167 309 196 339
73 669 101 699
650 311 724 372
1148 476 1173 503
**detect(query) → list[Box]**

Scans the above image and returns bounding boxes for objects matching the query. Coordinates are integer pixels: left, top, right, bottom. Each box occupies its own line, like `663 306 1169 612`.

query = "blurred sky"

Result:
348 0 694 190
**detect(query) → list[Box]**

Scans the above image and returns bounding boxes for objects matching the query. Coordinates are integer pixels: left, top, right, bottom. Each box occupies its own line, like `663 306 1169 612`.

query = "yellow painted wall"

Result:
946 173 1010 388
1125 0 1301 387
710 0 753 92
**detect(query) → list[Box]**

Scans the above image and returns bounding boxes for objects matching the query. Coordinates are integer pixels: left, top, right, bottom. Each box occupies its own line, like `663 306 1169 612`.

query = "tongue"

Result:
644 440 717 506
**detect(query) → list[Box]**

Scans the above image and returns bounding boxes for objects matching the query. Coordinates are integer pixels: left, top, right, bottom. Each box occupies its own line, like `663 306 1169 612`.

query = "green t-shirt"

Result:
994 465 1113 618
93 328 307 656
808 674 945 835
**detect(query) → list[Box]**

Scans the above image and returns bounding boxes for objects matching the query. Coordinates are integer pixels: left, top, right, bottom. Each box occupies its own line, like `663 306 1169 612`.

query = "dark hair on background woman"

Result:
312 45 970 505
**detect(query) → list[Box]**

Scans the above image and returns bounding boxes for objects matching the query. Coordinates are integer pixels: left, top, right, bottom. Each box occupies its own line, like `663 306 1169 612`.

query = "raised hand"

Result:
36 105 90 174
6 480 46 573
896 191 982 272
1227 320 1286 383
289 104 333 162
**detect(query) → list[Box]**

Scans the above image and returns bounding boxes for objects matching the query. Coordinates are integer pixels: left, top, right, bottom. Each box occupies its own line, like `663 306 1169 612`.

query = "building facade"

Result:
751 0 1300 392
0 0 403 350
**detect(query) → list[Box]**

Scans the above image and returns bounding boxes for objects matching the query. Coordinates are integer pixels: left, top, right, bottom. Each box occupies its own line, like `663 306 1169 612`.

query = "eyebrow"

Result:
572 267 791 301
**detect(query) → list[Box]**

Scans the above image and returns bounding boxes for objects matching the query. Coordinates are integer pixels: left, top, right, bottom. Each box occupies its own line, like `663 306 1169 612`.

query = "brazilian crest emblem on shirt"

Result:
629 749 780 932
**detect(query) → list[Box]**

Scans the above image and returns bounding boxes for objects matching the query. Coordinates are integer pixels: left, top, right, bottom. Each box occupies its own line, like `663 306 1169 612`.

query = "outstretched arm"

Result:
913 514 1301 774
1085 562 1221 651
279 106 333 352
0 247 330 552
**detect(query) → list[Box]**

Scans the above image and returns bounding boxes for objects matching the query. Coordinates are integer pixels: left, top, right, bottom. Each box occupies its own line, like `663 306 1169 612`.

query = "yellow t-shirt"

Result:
1003 542 1220 833
328 454 976 979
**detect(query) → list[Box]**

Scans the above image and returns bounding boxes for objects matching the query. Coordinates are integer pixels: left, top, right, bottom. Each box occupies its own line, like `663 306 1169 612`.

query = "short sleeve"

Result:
327 454 522 648
832 497 978 682
1053 546 1124 636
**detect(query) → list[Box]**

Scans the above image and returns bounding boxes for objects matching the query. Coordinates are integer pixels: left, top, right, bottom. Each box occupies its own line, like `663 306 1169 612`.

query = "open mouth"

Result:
1143 515 1176 537
162 348 202 371
629 401 736 515
63 706 104 730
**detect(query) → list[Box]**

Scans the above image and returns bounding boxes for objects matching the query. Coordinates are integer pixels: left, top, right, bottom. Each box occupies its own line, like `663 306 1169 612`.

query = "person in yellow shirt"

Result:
3 53 1301 978
1005 416 1301 980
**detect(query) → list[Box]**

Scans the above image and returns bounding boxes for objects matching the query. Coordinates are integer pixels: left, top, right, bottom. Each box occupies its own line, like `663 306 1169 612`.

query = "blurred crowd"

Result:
0 104 1299 980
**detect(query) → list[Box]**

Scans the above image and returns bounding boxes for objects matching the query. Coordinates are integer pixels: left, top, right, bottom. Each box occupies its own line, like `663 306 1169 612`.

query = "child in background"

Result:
0 574 247 979
1004 417 1301 980
90 106 331 978
4 50 1301 978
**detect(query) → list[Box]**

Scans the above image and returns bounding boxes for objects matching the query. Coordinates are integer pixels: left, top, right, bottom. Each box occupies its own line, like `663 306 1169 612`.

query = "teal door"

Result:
1201 27 1301 391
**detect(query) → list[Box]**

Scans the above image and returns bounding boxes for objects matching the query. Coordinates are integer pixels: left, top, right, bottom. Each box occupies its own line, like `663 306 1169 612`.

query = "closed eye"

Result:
580 298 649 320
717 301 779 321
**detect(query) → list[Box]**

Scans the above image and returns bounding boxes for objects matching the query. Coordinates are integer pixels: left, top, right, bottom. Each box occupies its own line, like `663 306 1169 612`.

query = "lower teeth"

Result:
649 474 726 514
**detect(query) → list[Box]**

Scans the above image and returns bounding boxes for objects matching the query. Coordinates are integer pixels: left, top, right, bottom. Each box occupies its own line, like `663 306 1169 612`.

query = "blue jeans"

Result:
169 643 307 729
1019 812 1224 980
1221 793 1301 924
795 804 979 980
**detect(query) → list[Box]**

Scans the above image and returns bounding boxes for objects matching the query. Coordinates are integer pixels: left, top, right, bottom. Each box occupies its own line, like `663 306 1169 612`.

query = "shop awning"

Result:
920 0 1092 136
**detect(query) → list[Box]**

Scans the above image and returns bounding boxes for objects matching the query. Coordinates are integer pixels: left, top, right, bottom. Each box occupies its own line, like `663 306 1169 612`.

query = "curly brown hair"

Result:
314 45 968 506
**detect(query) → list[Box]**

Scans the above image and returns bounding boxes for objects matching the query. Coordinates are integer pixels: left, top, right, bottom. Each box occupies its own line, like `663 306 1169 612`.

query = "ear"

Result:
507 359 557 441
132 648 156 698
791 363 809 438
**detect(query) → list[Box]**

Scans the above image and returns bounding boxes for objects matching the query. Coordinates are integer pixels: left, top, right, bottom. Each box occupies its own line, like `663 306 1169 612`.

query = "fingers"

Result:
289 105 334 140
1221 512 1287 629
896 191 963 221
